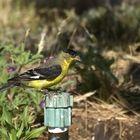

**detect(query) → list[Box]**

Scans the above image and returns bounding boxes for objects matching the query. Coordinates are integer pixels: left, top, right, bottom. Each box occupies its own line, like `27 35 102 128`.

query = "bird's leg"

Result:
40 89 50 95
41 87 65 96
41 88 57 97
47 87 65 92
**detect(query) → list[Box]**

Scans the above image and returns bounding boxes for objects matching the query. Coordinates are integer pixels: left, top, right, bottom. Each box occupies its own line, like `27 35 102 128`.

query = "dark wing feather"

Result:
10 65 62 81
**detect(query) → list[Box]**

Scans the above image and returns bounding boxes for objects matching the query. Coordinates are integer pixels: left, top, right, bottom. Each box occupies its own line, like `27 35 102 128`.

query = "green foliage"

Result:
0 42 45 139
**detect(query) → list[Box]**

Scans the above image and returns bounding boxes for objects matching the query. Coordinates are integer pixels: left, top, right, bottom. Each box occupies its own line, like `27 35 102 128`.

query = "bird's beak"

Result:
75 56 81 62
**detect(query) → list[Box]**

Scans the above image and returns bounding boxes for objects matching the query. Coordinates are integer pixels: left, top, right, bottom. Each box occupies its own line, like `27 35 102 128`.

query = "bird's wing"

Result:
9 65 62 81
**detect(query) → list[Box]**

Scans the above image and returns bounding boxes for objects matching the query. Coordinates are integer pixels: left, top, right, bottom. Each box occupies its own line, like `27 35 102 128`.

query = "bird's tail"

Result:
0 81 16 92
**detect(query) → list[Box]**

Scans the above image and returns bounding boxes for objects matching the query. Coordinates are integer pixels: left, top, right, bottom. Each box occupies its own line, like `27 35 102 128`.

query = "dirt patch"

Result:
69 102 140 140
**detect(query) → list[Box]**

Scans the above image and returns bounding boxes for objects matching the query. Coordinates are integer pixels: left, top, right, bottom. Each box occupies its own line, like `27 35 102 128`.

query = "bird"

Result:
0 48 80 92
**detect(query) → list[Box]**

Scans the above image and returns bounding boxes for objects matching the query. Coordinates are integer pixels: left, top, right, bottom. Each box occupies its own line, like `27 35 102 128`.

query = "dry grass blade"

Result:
74 91 96 103
37 28 46 54
124 54 140 63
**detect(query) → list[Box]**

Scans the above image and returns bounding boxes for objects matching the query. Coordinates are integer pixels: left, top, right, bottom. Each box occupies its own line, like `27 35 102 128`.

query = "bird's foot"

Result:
41 87 65 96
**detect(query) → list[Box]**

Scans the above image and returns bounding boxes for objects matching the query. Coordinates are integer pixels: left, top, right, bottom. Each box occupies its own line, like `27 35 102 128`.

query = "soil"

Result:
37 101 140 140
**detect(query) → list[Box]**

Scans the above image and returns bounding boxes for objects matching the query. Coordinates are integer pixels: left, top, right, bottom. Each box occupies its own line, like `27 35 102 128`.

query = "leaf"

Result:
0 128 8 139
9 129 17 140
25 127 46 140
22 106 29 127
2 106 12 125
8 129 17 140
16 123 24 138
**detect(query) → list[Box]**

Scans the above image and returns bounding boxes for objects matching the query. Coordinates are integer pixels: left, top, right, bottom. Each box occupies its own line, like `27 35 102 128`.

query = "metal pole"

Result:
44 92 73 140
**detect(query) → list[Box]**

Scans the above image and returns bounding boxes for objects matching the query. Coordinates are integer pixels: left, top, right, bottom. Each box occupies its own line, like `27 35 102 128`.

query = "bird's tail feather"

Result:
0 81 16 92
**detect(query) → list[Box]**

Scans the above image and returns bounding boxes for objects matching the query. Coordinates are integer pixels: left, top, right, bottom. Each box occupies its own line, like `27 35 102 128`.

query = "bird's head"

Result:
60 48 81 65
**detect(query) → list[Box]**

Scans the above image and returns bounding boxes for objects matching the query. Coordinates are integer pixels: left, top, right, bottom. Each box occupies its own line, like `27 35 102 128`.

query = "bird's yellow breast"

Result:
27 60 70 89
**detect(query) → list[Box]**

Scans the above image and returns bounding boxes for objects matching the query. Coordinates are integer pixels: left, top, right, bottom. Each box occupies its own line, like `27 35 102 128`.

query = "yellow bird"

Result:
0 49 80 91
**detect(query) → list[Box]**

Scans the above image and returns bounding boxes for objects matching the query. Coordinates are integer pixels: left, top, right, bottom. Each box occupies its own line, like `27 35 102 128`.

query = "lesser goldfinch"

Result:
0 49 80 91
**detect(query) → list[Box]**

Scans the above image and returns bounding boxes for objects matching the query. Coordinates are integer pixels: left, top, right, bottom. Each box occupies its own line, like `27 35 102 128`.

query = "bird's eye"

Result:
69 50 77 56
63 48 77 56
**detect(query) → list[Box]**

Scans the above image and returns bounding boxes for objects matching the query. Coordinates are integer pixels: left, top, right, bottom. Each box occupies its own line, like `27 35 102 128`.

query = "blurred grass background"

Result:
0 0 140 139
